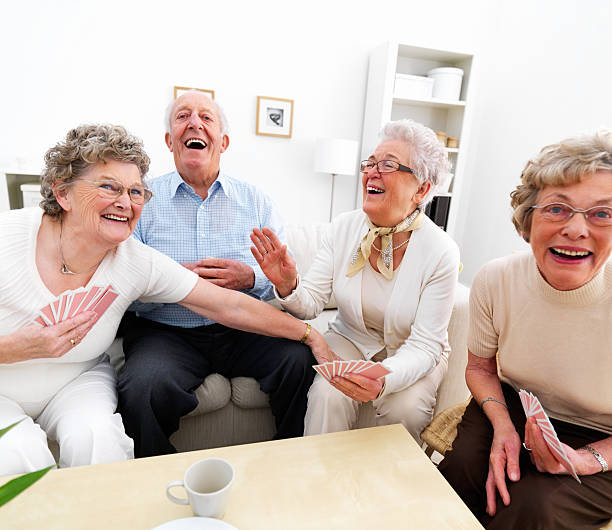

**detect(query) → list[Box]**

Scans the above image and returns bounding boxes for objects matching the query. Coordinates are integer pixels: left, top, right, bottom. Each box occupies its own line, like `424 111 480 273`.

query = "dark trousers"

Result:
117 312 316 457
438 383 612 530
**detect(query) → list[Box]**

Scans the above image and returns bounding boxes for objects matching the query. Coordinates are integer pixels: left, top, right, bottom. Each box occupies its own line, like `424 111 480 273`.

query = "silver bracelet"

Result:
583 445 608 472
479 397 508 410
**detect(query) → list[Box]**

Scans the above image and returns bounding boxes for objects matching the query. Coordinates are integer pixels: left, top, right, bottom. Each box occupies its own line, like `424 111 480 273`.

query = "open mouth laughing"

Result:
549 247 593 261
185 138 208 150
102 214 129 223
367 185 384 195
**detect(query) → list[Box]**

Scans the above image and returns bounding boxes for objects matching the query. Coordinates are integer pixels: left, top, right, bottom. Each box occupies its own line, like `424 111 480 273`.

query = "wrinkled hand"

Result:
7 311 98 363
182 258 255 291
485 424 521 516
524 417 599 476
304 327 340 365
250 227 297 297
331 371 384 403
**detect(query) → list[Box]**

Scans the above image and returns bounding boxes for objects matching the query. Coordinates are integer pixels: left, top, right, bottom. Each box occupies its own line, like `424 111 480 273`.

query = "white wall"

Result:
454 0 612 284
0 0 489 224
2 0 610 282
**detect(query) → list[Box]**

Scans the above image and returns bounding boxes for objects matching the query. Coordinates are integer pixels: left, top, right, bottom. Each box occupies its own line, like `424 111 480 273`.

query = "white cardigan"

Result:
278 209 460 396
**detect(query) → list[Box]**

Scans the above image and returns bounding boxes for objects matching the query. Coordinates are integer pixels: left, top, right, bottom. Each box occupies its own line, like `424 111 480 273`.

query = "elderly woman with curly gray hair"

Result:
251 119 460 441
0 124 333 476
439 130 612 529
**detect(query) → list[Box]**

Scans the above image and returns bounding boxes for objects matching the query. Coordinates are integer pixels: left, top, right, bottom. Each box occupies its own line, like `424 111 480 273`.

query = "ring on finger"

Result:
70 338 76 346
522 442 532 452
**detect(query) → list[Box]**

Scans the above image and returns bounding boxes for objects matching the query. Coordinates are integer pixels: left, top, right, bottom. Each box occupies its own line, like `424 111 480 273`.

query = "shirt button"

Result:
200 233 206 238
183 194 188 198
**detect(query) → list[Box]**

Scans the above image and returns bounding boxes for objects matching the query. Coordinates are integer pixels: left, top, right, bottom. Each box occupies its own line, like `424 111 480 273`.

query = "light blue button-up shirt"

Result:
131 170 285 327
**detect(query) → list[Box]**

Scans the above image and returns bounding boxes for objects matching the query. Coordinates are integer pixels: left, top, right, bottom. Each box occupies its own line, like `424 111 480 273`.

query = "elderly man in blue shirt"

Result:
117 90 316 457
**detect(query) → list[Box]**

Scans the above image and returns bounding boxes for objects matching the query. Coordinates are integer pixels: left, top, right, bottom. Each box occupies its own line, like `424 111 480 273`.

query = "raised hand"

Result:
250 227 298 297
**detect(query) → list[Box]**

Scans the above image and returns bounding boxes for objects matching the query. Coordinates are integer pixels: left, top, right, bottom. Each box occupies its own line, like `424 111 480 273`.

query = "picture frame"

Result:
256 96 294 138
173 86 215 100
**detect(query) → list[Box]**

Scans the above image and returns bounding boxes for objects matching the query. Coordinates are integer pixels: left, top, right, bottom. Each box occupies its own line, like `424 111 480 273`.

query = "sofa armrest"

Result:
434 283 470 415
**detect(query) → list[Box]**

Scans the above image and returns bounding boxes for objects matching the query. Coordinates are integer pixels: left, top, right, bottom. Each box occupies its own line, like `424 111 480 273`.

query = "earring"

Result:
523 235 530 243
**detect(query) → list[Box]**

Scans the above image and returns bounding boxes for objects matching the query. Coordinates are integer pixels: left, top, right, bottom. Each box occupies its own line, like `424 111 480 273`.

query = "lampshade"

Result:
314 138 359 176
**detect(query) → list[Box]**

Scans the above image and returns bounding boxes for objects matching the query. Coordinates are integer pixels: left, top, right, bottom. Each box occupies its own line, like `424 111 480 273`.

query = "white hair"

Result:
379 119 451 205
164 90 229 135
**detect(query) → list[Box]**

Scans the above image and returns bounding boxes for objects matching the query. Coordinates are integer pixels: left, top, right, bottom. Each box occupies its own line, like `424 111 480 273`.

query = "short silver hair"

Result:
378 119 451 205
164 90 229 135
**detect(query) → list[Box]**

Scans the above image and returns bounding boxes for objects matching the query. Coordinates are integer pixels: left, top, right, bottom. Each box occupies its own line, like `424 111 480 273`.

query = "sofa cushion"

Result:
187 373 232 416
286 223 336 310
230 377 270 409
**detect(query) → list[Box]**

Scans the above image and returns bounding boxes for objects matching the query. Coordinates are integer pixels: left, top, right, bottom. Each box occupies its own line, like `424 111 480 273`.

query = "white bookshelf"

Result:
0 169 42 212
360 41 475 237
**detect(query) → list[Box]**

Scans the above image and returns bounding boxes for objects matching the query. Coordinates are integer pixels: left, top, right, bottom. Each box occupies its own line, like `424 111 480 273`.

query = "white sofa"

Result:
107 223 470 451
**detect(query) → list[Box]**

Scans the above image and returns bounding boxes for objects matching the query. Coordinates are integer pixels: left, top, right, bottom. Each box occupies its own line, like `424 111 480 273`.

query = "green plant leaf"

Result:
0 419 24 439
0 465 54 507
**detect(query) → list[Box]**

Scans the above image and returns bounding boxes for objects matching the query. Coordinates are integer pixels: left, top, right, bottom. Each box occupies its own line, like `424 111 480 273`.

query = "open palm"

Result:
250 227 298 296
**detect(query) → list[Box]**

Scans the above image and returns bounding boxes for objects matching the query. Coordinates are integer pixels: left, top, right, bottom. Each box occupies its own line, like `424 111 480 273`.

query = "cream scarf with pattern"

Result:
346 209 423 280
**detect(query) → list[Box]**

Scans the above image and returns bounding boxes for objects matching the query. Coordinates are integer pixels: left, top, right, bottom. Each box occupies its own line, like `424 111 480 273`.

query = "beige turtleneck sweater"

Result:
469 251 612 435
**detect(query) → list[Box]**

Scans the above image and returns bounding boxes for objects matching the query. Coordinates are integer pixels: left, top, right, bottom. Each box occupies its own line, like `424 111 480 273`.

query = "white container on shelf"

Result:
394 73 434 99
21 183 41 208
427 67 464 100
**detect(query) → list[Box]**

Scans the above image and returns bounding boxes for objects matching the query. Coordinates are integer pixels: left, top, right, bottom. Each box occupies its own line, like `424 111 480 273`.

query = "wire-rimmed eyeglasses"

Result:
530 202 612 227
360 159 415 175
82 178 153 205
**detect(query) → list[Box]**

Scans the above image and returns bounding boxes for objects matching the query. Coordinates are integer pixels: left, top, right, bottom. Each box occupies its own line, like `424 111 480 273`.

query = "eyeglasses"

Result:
531 202 612 227
82 178 153 205
360 159 415 175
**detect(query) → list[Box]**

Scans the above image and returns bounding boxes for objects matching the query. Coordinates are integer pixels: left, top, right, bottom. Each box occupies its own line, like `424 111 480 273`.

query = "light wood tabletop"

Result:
0 424 482 529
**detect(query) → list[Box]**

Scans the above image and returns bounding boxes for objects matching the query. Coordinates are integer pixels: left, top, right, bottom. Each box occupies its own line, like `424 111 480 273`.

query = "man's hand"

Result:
182 258 255 291
330 372 384 403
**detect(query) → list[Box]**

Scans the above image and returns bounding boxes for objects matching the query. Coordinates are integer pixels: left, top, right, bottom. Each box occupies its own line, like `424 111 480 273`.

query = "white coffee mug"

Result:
166 458 235 518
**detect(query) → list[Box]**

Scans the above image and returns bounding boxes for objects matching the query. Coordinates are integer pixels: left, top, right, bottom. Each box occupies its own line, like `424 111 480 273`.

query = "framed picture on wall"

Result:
256 96 294 138
173 86 215 100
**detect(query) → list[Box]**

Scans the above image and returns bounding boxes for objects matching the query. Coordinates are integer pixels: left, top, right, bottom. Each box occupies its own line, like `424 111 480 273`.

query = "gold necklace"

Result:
371 236 410 253
59 222 105 275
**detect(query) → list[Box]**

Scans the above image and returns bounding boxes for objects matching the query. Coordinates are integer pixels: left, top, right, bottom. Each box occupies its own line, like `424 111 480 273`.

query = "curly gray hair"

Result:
40 124 150 219
378 119 451 206
510 129 612 237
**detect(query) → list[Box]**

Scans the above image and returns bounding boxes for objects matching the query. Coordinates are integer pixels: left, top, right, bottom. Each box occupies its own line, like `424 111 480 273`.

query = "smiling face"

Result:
361 139 430 226
165 92 229 183
58 159 144 250
529 170 612 290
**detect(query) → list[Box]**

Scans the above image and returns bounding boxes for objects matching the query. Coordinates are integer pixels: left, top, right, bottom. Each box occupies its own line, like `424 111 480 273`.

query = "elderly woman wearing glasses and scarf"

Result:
251 119 460 441
439 130 612 529
0 124 333 476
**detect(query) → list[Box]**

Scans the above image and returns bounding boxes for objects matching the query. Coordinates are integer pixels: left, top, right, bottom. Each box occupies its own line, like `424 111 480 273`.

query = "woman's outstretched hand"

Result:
250 227 298 297
304 327 341 365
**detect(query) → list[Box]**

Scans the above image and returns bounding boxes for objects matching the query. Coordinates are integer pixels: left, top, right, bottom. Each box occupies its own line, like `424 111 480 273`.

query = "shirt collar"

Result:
169 170 229 199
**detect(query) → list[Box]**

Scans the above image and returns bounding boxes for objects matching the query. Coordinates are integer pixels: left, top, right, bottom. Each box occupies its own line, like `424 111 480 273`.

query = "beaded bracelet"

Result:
480 397 508 410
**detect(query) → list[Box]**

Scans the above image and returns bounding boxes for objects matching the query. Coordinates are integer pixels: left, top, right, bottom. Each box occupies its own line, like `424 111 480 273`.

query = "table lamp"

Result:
314 138 359 221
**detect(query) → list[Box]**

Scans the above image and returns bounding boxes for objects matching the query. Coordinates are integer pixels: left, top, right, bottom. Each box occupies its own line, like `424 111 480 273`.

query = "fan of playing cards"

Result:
519 389 581 483
313 360 391 383
34 285 119 327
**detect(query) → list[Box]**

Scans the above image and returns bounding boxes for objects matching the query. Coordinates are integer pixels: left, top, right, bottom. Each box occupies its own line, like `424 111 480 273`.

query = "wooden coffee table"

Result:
0 424 482 529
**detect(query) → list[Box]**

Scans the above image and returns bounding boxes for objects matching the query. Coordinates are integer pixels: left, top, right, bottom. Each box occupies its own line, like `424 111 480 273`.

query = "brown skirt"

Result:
438 383 612 530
